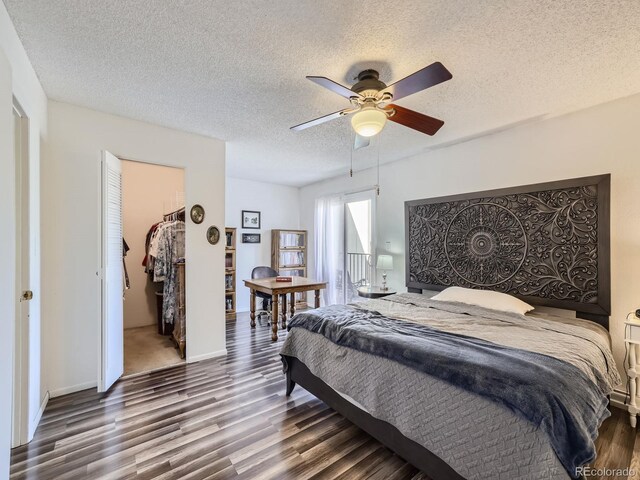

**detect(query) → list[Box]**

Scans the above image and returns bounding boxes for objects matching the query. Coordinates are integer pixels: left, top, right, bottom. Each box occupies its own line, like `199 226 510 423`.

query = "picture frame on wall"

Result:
242 210 261 229
242 233 261 244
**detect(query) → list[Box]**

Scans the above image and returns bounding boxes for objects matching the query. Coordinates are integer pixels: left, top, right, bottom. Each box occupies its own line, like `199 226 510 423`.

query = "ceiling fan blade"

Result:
290 108 351 131
307 76 363 99
387 105 444 136
354 134 370 150
380 62 452 102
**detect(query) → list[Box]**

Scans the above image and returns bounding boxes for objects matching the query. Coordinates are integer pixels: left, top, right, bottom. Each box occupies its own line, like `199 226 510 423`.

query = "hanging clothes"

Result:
151 220 185 325
142 222 162 273
123 238 131 290
143 208 184 273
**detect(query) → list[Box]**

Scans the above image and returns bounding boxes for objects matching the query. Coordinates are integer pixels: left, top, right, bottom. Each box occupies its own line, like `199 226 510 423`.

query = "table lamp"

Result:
377 255 393 291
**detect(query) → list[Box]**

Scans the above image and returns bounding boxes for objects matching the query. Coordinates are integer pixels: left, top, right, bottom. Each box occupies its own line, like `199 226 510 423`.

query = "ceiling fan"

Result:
291 62 452 149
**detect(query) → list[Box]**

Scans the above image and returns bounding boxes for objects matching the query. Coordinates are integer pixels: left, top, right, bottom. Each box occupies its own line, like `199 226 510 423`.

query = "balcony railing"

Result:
347 252 372 288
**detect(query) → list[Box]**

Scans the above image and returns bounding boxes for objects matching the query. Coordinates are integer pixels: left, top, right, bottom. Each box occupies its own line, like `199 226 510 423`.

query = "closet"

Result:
121 160 186 375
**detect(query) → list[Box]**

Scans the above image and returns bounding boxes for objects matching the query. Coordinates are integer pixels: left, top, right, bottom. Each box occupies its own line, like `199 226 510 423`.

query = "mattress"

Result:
280 293 620 480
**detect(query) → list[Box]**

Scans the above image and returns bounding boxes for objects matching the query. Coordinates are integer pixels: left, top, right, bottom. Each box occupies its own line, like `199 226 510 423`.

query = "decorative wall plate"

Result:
190 204 205 224
206 226 220 245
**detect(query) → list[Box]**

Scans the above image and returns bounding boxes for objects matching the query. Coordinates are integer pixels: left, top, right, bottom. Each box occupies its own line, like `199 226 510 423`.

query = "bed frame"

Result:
282 355 465 479
285 175 611 479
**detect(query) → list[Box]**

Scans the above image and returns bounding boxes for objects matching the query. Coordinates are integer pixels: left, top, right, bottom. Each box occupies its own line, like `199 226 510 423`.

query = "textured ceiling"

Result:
4 1 640 186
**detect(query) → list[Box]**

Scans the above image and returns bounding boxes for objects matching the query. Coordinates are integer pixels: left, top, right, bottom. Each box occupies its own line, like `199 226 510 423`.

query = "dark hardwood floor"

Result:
10 312 639 479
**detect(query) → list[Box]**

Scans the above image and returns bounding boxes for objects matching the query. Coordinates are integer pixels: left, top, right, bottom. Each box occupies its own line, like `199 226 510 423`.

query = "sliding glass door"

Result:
315 189 376 305
344 190 376 302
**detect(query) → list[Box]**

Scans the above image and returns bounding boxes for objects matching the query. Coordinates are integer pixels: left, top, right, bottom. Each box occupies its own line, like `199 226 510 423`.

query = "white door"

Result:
99 151 124 392
12 105 30 447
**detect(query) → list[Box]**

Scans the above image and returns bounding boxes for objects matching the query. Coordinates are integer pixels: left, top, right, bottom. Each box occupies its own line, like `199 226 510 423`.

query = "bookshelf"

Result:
225 228 236 318
271 229 308 309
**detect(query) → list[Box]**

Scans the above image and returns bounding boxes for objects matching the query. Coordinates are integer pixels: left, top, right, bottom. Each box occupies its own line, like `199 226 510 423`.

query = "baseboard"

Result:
610 388 628 410
49 380 97 398
121 361 185 379
124 323 156 330
28 391 49 440
187 348 227 363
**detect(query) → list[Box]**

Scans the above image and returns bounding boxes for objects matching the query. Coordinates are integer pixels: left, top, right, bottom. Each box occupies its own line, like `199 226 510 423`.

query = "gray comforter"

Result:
280 293 620 479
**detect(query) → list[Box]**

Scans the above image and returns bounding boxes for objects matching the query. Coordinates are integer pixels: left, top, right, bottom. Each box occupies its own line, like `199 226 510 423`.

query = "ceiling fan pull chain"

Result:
349 129 354 177
376 135 381 195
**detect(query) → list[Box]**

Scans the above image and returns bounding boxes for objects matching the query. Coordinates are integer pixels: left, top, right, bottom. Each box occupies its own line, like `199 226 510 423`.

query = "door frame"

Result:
98 154 188 389
11 100 30 447
342 189 377 300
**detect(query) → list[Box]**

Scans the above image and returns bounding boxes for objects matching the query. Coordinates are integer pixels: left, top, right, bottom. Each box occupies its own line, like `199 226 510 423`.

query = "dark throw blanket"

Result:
286 304 611 478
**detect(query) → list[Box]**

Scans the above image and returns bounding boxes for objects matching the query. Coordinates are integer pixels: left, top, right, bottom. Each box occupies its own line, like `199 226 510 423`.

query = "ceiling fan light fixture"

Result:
350 107 387 137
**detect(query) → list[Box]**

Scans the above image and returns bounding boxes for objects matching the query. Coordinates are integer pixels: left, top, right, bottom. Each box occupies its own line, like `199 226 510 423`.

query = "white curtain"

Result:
315 195 345 305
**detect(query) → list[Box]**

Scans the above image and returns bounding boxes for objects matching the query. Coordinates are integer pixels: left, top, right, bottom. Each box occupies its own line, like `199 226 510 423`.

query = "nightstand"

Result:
357 286 397 299
625 316 640 427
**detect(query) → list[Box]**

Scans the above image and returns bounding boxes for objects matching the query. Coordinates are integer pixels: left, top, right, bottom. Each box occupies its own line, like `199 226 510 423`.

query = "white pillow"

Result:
430 286 533 315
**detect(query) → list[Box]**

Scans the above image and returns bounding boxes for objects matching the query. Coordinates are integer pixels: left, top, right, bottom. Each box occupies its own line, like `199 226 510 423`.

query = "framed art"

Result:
242 233 261 244
242 210 261 229
190 204 205 224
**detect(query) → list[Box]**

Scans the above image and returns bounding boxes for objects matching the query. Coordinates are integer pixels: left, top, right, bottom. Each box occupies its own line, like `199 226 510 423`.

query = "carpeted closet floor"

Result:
123 325 184 375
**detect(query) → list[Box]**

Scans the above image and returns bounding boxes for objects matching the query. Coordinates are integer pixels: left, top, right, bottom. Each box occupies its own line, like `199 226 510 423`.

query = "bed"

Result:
281 175 620 480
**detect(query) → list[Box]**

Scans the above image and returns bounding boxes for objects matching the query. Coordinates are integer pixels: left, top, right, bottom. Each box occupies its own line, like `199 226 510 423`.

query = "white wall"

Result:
122 160 185 329
44 101 226 397
0 4 47 470
0 45 15 480
300 93 640 382
225 177 300 312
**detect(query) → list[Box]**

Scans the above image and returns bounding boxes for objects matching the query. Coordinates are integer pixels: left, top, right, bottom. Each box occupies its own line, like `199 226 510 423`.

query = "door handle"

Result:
21 290 33 301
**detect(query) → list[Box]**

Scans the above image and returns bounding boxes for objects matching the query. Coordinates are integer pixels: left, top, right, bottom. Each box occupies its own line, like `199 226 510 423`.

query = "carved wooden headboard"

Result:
404 175 611 328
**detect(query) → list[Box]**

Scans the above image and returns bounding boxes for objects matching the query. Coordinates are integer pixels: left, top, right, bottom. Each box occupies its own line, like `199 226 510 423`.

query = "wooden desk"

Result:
243 277 327 341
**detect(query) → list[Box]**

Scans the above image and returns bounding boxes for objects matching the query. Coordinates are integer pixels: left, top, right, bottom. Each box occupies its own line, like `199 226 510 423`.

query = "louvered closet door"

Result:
99 151 123 392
